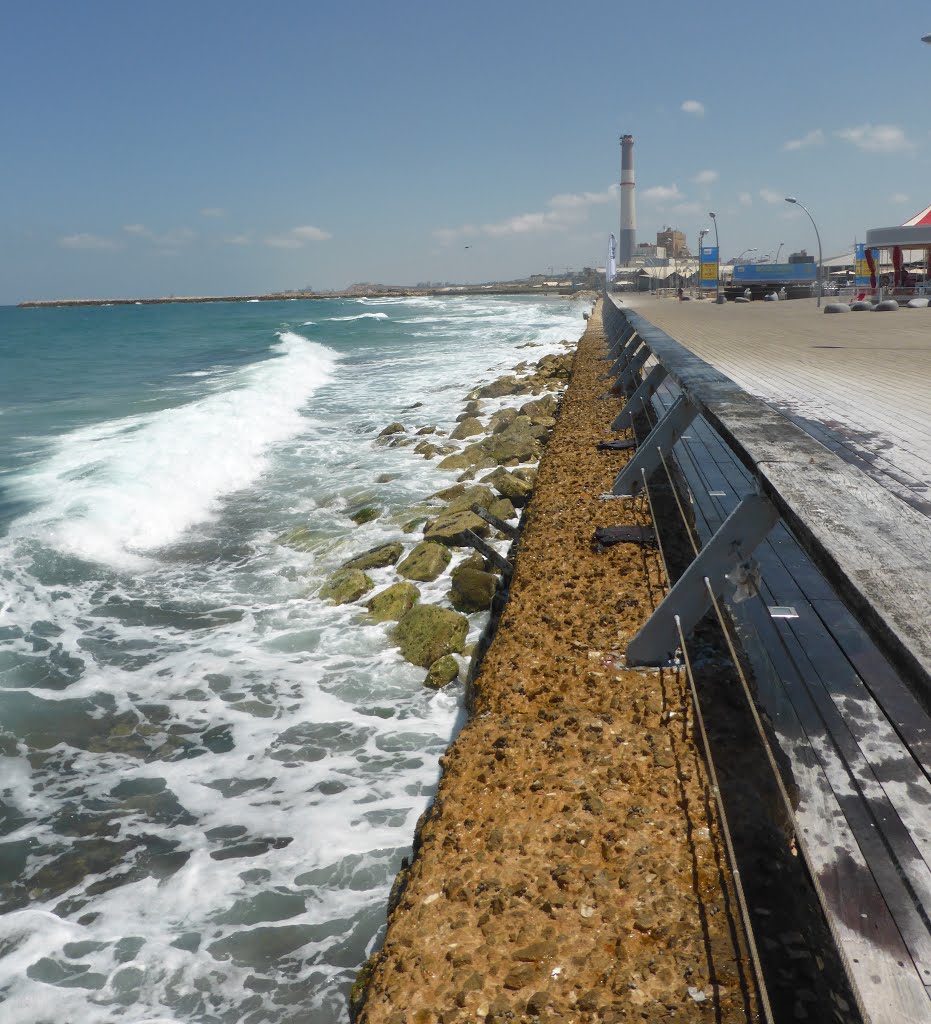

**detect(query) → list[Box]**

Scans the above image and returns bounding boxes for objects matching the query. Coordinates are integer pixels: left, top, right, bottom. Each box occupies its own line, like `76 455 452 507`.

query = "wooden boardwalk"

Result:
605 296 931 1024
625 295 931 517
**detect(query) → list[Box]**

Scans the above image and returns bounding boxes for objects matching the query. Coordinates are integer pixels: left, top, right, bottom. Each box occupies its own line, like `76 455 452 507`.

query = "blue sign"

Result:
732 263 817 283
700 246 718 289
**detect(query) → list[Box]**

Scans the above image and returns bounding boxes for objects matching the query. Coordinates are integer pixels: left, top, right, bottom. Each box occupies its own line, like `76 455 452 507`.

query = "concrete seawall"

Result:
350 301 758 1023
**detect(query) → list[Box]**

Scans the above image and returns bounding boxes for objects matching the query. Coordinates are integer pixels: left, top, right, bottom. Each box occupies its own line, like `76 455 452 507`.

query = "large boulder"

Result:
442 485 497 516
477 420 542 465
348 505 380 525
488 408 519 433
436 448 498 473
375 422 406 444
482 467 534 505
396 541 451 582
365 582 420 622
449 568 498 612
424 655 460 690
519 395 557 420
342 542 404 571
277 526 322 552
449 417 485 440
393 605 469 667
319 568 373 604
423 510 489 547
470 376 529 400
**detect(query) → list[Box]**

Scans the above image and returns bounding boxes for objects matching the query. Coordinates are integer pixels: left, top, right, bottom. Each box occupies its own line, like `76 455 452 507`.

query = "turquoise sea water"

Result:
0 295 582 1023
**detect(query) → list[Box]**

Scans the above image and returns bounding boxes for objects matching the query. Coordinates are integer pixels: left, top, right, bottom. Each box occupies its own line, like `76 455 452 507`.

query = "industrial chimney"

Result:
619 134 636 265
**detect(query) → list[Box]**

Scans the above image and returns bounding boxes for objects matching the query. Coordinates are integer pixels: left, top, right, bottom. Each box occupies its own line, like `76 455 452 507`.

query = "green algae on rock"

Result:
393 604 469 667
424 654 460 689
449 567 498 612
365 582 420 623
319 568 373 604
342 542 404 571
396 541 451 582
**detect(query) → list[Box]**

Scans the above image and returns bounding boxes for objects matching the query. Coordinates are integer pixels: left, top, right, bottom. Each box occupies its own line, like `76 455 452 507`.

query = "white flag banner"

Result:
607 234 617 284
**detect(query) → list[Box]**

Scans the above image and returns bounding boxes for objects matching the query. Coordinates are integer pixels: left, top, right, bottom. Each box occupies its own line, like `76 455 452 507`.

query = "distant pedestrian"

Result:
677 286 684 301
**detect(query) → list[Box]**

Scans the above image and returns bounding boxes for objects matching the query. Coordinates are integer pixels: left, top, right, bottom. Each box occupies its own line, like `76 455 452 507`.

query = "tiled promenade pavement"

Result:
625 295 931 516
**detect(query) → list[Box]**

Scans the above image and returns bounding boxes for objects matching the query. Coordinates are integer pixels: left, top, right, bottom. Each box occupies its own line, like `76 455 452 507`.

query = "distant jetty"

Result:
17 284 575 309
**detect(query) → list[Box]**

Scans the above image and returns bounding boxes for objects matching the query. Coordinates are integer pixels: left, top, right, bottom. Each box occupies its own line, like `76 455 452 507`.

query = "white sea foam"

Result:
324 313 389 321
5 332 338 567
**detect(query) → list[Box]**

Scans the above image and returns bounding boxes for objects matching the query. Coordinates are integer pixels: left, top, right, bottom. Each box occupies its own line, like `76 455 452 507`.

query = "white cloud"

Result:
264 224 332 248
641 184 684 203
122 224 195 246
759 188 783 204
671 201 703 216
681 99 705 116
890 192 910 204
692 169 718 185
784 129 824 151
738 192 753 207
434 184 619 245
200 207 225 218
224 233 251 246
835 123 912 152
58 233 122 250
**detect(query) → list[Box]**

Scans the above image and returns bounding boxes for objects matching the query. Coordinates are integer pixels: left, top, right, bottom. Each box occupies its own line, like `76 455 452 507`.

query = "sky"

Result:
3 0 931 303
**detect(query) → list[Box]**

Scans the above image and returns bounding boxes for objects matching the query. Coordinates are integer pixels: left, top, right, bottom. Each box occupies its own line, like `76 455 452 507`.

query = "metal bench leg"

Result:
612 364 668 431
615 344 651 393
612 395 697 496
626 493 779 665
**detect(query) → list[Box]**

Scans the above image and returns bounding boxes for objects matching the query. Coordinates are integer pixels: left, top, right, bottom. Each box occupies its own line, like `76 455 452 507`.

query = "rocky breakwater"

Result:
349 301 758 1023
280 347 574 690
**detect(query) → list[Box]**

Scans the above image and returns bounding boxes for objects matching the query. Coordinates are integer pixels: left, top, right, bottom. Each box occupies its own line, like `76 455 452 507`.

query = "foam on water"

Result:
5 332 337 568
323 313 389 322
0 295 583 1023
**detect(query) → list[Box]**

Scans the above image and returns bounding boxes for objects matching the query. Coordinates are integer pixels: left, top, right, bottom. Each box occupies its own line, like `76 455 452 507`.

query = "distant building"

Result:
657 228 688 258
788 249 815 264
636 242 666 259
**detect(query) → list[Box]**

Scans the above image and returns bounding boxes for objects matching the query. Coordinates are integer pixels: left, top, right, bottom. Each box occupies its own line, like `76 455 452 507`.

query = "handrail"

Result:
603 292 931 698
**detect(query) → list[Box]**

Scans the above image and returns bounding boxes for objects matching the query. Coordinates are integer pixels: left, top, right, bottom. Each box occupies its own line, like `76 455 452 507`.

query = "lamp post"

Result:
735 247 757 264
785 197 823 307
709 212 721 302
922 33 931 43
774 242 784 263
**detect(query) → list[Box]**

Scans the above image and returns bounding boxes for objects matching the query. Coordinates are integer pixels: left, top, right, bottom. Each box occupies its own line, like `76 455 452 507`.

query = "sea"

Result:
0 293 583 1024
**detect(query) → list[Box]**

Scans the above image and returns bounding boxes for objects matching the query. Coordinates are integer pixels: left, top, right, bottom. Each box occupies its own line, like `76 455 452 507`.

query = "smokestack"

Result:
619 134 636 265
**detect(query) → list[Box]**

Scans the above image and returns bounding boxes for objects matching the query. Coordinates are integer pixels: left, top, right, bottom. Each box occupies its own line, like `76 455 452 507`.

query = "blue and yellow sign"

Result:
700 245 718 289
854 244 876 288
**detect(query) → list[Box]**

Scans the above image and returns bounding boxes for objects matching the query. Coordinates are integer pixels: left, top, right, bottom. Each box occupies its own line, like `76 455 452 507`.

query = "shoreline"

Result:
15 287 585 310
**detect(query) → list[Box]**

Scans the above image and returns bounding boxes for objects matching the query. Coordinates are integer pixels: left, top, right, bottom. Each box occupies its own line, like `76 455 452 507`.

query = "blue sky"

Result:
4 0 930 302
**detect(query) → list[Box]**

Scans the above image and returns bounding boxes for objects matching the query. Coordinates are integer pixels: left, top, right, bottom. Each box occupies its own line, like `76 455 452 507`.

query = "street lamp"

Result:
709 212 722 302
735 247 757 264
922 33 931 43
774 242 784 263
785 197 823 307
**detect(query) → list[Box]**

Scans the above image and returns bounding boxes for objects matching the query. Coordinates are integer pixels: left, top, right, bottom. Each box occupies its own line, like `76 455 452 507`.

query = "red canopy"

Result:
903 204 931 227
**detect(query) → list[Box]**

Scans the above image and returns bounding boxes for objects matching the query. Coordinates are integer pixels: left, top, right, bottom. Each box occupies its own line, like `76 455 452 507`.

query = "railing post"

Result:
612 395 698 496
612 364 668 431
626 493 779 665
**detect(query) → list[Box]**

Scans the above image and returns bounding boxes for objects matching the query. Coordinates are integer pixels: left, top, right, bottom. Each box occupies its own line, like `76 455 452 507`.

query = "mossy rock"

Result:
365 582 420 623
512 467 537 484
423 510 489 547
488 408 519 433
414 441 439 459
471 376 528 399
451 552 486 580
401 517 429 534
443 484 497 516
482 467 534 505
277 526 323 552
449 568 498 612
449 417 484 440
489 497 516 521
393 605 469 667
319 569 373 604
519 395 557 418
396 541 451 582
436 448 497 473
348 506 381 525
424 655 460 690
342 542 404 571
377 422 405 437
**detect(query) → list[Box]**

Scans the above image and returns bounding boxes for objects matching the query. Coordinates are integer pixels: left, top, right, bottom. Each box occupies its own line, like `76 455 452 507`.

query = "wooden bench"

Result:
603 295 931 1023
